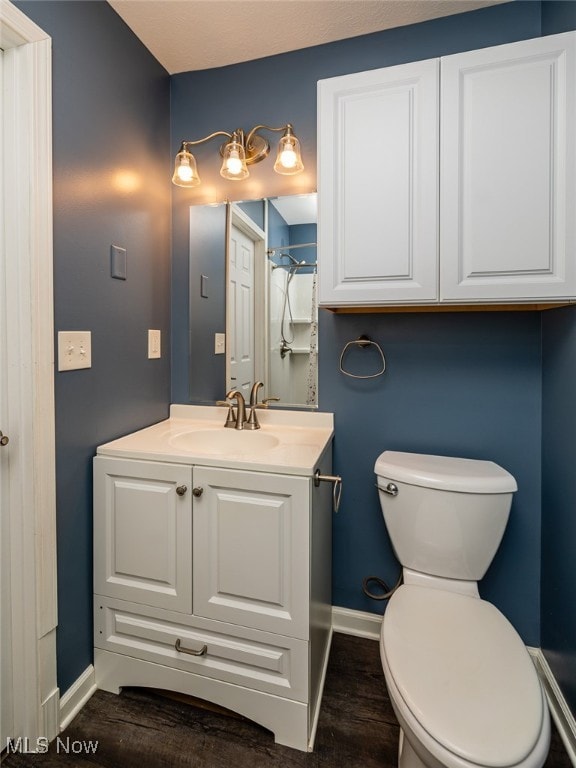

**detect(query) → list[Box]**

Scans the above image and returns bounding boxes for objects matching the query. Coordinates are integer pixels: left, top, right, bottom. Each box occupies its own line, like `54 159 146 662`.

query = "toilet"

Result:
375 451 550 768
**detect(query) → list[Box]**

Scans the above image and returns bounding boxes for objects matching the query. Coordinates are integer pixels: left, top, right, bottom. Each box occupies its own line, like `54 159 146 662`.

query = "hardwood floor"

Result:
2 633 572 768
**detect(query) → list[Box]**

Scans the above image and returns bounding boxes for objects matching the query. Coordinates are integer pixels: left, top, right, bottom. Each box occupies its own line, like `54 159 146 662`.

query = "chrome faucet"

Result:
225 389 247 430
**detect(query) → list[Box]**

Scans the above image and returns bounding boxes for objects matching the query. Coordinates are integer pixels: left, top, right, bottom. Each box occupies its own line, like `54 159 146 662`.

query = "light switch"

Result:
58 331 92 371
201 274 209 298
214 333 225 355
148 329 161 359
110 245 127 280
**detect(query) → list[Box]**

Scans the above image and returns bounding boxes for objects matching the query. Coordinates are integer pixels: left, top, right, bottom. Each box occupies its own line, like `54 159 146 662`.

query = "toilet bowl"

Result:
375 451 550 768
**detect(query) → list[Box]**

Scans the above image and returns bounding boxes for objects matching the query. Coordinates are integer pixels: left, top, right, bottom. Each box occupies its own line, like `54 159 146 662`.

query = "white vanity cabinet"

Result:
92 415 333 753
318 31 576 308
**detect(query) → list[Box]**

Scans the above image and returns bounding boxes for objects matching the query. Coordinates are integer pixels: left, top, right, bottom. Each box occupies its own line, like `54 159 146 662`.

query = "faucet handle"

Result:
258 396 280 408
216 399 236 428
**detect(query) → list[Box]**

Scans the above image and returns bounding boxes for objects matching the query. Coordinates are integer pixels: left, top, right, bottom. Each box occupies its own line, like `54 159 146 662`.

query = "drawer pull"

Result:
175 638 207 656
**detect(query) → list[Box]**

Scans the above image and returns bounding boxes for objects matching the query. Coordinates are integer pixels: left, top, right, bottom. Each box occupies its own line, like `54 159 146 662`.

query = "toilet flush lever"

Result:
378 482 398 497
314 470 343 513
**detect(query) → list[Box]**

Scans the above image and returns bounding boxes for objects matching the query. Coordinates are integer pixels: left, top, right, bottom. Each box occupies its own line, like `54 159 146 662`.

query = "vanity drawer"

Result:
94 596 308 702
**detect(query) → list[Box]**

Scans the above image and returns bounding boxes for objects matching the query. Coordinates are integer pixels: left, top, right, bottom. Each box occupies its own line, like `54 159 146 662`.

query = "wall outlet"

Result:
57 331 92 371
148 329 161 359
214 333 225 355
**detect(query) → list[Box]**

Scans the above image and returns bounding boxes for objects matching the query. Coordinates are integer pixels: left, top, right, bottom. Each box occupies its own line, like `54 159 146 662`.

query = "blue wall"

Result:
539 0 576 716
323 312 542 641
15 0 172 692
542 306 576 713
171 1 550 646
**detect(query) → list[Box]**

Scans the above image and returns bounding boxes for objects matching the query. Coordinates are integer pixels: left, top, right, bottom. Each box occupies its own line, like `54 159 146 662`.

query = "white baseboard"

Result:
331 606 382 640
59 665 97 731
529 648 576 766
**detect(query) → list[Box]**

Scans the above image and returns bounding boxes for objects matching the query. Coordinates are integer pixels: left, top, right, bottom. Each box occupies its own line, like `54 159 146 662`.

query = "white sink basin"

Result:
169 429 280 455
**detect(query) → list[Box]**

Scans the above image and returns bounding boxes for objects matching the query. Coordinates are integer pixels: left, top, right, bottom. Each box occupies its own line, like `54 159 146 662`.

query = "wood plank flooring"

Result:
1 633 572 768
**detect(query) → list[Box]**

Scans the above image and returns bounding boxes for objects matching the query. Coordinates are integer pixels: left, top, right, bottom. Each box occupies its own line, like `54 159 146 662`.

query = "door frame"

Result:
1 0 58 744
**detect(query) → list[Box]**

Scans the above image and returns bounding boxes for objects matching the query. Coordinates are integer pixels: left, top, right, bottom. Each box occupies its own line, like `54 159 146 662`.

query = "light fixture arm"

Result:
180 131 233 150
244 123 294 150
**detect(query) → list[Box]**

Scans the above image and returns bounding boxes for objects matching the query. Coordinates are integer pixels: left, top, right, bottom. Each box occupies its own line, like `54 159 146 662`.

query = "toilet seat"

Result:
382 585 546 768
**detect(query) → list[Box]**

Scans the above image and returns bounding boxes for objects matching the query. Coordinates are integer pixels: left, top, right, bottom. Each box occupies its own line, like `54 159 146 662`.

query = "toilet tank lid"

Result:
374 451 517 494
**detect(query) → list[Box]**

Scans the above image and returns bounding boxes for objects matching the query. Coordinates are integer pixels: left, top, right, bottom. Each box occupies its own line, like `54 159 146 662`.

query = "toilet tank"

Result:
374 451 517 581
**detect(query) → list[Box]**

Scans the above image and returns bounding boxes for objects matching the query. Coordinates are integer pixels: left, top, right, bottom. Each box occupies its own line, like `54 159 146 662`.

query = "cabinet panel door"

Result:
441 32 576 301
193 467 310 640
94 457 193 612
318 59 439 306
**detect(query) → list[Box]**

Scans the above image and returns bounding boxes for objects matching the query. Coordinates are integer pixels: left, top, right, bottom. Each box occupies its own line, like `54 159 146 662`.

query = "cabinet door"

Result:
441 32 576 302
94 457 193 613
193 467 310 640
318 59 439 306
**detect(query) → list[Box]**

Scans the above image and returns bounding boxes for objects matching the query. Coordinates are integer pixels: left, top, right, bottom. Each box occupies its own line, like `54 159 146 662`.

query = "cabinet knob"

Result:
192 487 203 498
176 485 187 497
0 431 9 447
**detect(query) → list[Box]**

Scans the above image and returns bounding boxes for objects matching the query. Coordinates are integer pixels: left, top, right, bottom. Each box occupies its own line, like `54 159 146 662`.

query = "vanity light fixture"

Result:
172 123 304 187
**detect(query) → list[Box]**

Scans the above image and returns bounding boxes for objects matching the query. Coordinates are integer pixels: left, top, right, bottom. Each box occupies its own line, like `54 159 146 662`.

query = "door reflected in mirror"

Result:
226 194 318 408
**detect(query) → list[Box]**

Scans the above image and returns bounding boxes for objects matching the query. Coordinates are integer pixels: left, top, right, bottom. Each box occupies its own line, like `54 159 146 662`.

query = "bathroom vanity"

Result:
93 405 334 751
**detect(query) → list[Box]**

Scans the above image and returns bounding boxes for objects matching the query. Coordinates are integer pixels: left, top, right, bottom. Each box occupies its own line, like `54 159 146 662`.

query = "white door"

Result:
227 222 255 396
318 58 439 306
0 3 57 745
440 32 576 302
192 466 310 640
94 457 193 613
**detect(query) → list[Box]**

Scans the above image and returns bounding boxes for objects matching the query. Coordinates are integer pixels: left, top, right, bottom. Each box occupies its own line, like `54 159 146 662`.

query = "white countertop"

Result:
96 405 334 476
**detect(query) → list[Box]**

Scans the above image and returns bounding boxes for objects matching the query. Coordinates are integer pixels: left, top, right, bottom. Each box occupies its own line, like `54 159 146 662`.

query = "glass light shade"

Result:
274 132 304 175
220 139 249 180
172 148 200 187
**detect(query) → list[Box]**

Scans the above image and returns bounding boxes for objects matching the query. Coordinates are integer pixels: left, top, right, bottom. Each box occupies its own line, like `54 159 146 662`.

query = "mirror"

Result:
189 194 318 409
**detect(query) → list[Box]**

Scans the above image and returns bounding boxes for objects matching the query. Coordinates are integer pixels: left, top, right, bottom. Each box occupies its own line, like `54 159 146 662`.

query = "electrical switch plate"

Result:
110 245 127 280
148 329 161 359
57 331 92 371
201 274 209 298
214 333 225 355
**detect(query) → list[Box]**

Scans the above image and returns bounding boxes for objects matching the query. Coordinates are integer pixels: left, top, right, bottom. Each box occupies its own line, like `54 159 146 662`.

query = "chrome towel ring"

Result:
339 335 386 379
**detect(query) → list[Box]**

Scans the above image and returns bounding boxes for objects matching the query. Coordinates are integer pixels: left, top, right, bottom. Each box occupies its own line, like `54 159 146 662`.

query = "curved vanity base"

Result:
94 647 329 752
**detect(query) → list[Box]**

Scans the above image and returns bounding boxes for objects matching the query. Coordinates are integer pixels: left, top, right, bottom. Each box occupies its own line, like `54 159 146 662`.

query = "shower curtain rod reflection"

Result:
267 242 316 254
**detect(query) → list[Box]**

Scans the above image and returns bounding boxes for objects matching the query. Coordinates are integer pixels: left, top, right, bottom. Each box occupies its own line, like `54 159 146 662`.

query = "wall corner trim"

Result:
59 665 97 732
528 648 576 765
332 606 382 640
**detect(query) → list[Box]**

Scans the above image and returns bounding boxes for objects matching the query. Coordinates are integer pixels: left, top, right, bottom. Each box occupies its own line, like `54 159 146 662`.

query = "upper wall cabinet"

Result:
318 32 576 308
318 59 440 306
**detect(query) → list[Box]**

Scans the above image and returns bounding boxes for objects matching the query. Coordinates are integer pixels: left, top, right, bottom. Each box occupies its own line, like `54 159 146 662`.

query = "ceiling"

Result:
107 0 508 75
